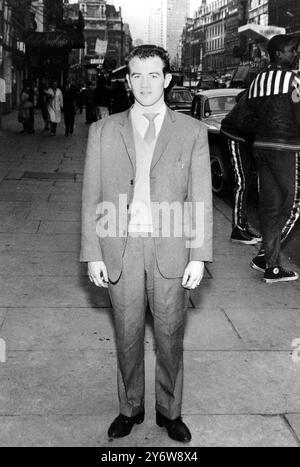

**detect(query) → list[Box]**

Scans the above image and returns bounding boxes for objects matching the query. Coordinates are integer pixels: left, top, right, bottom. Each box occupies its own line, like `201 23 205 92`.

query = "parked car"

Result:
166 86 193 115
191 88 244 193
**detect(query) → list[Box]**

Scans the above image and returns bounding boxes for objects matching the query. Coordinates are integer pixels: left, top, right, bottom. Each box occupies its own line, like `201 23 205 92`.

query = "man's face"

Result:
278 43 297 69
126 56 172 107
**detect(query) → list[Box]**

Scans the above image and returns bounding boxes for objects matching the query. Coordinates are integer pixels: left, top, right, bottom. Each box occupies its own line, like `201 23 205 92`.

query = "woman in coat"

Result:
46 81 63 136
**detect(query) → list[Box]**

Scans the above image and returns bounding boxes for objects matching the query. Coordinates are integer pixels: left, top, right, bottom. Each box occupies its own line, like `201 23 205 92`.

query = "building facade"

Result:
268 0 300 36
76 0 131 83
0 0 33 114
181 0 300 85
25 0 84 86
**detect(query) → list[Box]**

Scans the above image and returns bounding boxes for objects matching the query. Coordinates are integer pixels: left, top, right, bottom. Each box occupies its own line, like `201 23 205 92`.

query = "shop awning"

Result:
238 24 286 41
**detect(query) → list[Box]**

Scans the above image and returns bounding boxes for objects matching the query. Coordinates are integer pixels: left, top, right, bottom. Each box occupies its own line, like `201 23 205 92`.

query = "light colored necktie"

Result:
143 113 159 144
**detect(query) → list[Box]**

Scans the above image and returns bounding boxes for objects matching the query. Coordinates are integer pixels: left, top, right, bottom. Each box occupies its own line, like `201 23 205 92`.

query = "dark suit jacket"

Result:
81 107 213 282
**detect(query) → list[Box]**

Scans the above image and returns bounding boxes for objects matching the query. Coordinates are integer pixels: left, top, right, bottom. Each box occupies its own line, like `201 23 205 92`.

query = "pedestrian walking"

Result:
221 90 262 244
95 74 111 120
240 35 300 283
110 80 130 114
81 45 213 443
18 80 35 134
38 80 50 131
46 81 64 136
76 82 84 114
63 80 77 136
85 81 96 124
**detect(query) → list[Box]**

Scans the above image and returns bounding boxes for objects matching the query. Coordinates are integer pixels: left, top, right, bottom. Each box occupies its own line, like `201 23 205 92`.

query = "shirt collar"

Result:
131 101 167 120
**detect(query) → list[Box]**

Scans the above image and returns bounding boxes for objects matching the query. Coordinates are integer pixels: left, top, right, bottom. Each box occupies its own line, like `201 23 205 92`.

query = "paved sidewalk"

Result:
0 111 300 447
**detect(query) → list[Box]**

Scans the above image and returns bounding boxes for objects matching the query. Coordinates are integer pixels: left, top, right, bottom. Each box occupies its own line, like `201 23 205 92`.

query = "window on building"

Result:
260 13 268 25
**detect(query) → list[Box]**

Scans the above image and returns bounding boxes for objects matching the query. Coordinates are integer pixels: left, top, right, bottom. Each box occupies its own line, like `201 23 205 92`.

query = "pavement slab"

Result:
0 251 84 276
38 220 81 234
0 180 54 194
30 201 81 213
207 254 258 279
0 192 50 202
285 415 300 444
50 186 83 197
27 207 80 222
0 276 111 308
0 234 81 252
0 308 8 330
191 277 300 310
0 201 32 211
224 307 300 350
0 169 10 183
1 308 116 351
183 351 300 415
48 193 82 203
0 218 40 234
0 307 244 353
0 349 299 433
184 308 245 351
0 414 297 447
0 350 120 416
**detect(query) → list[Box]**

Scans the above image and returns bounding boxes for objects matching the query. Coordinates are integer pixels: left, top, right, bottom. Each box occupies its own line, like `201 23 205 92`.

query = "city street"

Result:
0 111 300 447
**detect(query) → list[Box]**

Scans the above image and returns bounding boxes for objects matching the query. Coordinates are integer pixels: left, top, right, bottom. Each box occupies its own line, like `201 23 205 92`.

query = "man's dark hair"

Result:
125 45 171 75
268 34 295 63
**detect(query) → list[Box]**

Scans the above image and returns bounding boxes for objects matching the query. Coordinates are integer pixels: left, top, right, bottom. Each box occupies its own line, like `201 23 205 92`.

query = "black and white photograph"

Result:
0 0 300 450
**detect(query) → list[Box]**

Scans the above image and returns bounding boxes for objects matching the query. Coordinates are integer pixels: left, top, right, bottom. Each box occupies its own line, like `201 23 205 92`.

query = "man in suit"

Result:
81 45 213 442
63 80 78 136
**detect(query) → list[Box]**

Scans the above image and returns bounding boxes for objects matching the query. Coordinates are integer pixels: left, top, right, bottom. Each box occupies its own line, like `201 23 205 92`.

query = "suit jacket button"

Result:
130 180 134 185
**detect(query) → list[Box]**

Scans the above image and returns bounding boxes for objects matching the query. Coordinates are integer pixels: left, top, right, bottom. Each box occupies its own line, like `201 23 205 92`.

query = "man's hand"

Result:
88 261 109 288
182 261 205 290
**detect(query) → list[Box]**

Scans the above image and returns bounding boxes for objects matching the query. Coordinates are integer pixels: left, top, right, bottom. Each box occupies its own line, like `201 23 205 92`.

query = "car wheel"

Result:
211 155 225 194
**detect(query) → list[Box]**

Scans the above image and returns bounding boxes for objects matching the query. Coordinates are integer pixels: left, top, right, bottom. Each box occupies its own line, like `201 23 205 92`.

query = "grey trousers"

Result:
108 235 189 420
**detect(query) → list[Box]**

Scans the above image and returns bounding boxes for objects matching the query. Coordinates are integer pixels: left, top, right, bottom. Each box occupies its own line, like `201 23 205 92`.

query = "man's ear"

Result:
164 73 173 89
126 74 132 90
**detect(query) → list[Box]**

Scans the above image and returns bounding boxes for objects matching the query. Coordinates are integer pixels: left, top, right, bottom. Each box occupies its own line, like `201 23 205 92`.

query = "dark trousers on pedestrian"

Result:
41 106 49 130
23 109 34 133
50 122 57 135
64 109 75 135
108 235 189 420
254 148 300 268
227 138 256 228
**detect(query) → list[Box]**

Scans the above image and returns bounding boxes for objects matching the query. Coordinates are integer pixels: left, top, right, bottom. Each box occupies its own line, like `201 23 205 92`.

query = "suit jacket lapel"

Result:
119 110 136 172
151 107 176 172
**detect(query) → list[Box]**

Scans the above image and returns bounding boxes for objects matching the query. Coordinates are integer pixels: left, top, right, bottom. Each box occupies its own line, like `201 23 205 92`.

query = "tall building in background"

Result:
147 0 189 66
148 2 166 49
166 0 190 66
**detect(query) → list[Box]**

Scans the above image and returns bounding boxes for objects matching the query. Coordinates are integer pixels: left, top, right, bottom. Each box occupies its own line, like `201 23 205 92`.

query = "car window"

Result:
205 96 236 115
168 90 192 103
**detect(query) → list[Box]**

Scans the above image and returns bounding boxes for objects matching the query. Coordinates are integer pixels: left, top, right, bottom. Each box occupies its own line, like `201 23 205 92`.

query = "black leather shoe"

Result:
108 411 145 439
156 411 191 443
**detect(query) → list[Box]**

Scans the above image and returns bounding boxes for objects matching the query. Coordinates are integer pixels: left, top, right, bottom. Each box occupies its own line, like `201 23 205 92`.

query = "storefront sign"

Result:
238 24 286 41
90 58 104 65
26 30 84 51
95 38 108 56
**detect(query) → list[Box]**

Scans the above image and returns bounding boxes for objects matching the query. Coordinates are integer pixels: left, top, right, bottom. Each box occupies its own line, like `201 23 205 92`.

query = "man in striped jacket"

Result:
221 90 262 245
242 35 300 283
